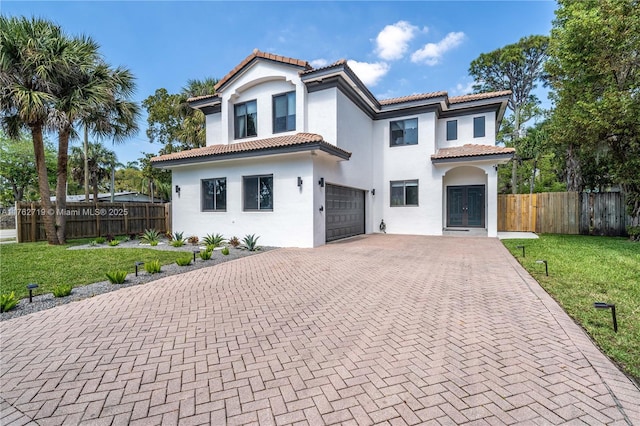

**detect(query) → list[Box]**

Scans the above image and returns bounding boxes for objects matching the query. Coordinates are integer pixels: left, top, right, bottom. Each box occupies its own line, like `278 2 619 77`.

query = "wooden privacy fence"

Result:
498 192 631 236
15 202 171 243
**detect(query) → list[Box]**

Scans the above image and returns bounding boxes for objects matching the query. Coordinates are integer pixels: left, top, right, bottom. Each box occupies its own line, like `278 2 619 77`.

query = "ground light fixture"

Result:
135 261 145 277
27 283 38 303
192 249 200 262
594 302 618 333
516 245 525 257
535 259 548 276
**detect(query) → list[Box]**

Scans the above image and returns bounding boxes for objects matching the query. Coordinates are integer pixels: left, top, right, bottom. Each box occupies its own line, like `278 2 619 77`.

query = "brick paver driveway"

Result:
1 235 638 425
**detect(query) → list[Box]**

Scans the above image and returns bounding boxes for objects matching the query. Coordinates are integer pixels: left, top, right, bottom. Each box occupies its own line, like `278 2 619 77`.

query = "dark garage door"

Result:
326 184 365 242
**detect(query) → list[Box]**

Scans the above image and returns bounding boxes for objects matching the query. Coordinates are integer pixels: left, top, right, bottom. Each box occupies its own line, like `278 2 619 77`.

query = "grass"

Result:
502 234 640 382
0 239 180 300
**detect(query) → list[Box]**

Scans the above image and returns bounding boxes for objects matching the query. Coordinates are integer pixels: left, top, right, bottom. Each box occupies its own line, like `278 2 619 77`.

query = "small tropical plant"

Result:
52 284 73 297
106 234 115 242
89 240 97 247
0 292 18 313
172 231 184 242
187 235 199 245
95 236 106 244
221 246 230 256
171 238 185 247
141 229 162 244
228 236 240 248
108 239 120 246
144 259 162 274
105 270 128 284
150 240 158 246
199 249 212 260
176 255 192 266
241 234 260 251
203 233 225 248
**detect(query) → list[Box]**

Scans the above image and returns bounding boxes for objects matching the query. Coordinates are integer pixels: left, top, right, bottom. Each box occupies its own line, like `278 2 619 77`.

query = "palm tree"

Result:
69 142 117 202
175 78 217 149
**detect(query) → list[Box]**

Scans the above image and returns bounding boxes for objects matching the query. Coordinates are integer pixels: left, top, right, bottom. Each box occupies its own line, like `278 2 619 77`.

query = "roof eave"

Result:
431 152 514 165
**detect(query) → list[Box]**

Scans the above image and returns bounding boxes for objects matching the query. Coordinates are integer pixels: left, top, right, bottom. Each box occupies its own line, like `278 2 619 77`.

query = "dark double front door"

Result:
447 185 485 228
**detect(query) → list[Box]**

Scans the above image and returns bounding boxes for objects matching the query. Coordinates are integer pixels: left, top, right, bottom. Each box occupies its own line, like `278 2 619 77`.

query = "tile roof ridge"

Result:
379 91 448 105
448 90 512 104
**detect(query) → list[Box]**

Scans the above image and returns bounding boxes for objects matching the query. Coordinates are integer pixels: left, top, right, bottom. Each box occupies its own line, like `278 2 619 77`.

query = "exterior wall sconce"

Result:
516 245 525 257
175 185 181 194
379 219 386 233
192 249 200 262
493 165 498 172
318 177 324 187
27 283 38 303
594 302 618 332
535 259 548 276
371 189 375 196
297 177 303 187
319 205 324 212
135 261 145 277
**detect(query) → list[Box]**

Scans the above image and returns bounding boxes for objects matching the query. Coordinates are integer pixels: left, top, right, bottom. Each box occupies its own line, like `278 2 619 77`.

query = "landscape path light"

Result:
535 260 548 276
594 302 618 333
135 261 144 277
193 249 201 263
516 245 525 257
27 283 38 303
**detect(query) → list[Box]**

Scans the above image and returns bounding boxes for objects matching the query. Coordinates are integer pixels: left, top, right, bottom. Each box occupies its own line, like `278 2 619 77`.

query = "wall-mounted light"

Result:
319 205 324 212
27 283 38 303
297 177 303 188
371 189 376 196
493 165 498 172
594 302 618 333
516 245 525 257
318 177 324 187
535 259 548 276
175 185 181 194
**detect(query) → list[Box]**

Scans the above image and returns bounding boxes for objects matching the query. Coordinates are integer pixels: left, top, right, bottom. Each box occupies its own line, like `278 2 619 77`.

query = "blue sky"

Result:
3 1 556 165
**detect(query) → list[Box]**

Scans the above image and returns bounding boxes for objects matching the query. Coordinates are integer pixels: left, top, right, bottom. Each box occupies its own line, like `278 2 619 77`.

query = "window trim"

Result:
390 179 419 207
389 118 419 147
234 99 258 140
272 91 296 133
201 177 227 212
242 174 274 212
473 116 486 138
446 120 457 141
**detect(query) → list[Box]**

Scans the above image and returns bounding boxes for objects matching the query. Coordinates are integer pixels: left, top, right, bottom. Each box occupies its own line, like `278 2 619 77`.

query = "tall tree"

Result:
469 35 549 193
69 142 116 201
546 0 640 223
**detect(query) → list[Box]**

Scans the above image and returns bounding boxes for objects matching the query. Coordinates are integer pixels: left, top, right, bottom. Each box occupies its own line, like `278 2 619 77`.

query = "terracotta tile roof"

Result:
449 90 512 104
187 94 219 103
379 91 448 105
151 133 351 163
299 59 347 75
215 49 313 91
431 144 515 160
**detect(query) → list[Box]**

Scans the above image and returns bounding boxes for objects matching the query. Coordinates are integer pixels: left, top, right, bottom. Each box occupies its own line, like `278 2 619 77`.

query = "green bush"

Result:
171 239 185 247
241 234 260 251
108 239 120 246
203 233 225 248
0 292 18 313
627 225 640 242
52 284 73 297
95 237 106 244
144 259 162 274
221 246 230 256
200 250 212 260
150 240 159 246
141 229 162 244
105 270 128 284
176 255 192 266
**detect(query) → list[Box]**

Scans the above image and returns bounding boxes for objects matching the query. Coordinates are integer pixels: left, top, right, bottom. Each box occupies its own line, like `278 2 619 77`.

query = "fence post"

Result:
30 202 37 242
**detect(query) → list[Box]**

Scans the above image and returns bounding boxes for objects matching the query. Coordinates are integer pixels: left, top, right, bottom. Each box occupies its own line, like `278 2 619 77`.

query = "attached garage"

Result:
325 184 365 242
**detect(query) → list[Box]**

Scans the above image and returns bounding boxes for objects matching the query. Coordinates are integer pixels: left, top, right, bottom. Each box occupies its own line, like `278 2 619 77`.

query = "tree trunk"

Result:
565 143 582 192
55 127 71 244
530 158 537 194
30 124 59 245
84 126 90 202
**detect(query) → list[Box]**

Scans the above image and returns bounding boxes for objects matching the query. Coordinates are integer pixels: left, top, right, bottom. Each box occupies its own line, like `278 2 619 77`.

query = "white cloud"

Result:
451 79 475 96
347 60 390 87
375 21 420 61
411 32 465 65
310 58 329 68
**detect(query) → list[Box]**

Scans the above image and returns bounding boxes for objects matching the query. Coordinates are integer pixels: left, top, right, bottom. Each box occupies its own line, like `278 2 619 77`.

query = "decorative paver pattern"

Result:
1 235 638 425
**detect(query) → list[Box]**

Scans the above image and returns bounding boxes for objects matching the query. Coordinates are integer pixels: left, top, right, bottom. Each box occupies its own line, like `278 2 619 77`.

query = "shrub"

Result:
144 259 162 274
187 235 199 245
627 225 640 242
241 234 260 251
203 233 225 248
95 236 106 244
150 241 159 246
228 236 240 248
0 292 18 313
221 246 230 256
52 284 73 297
106 234 115 242
171 239 185 247
172 231 184 242
141 229 162 244
89 240 97 247
109 239 120 246
105 270 128 284
176 255 192 266
200 249 212 260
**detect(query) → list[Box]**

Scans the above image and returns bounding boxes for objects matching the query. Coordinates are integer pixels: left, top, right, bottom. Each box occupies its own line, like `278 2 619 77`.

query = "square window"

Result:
273 92 296 133
243 175 273 211
390 118 418 146
201 178 226 211
474 116 486 138
390 180 419 206
235 100 257 139
446 120 457 141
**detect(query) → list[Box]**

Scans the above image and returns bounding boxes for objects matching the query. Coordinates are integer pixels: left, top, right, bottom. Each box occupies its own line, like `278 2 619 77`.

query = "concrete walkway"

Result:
1 235 638 425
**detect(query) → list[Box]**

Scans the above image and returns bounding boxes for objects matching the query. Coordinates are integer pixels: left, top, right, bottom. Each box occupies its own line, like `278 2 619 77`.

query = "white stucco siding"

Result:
437 111 496 149
170 154 315 247
205 113 222 146
306 89 338 143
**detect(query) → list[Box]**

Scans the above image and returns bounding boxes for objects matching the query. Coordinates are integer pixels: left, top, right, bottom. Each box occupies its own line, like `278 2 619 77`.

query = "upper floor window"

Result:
390 118 418 146
202 178 226 211
446 120 457 141
235 100 257 139
273 92 296 133
474 116 485 138
390 180 419 206
243 174 273 211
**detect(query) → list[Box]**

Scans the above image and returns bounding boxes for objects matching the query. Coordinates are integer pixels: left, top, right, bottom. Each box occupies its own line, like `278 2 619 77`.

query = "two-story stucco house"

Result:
151 50 514 247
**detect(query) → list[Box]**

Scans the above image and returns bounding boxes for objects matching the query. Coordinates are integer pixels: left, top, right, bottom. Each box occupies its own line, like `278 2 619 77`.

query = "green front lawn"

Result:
502 235 640 382
0 239 181 299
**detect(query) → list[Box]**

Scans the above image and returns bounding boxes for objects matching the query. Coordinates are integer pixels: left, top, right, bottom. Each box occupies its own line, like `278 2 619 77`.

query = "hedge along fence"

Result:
498 192 632 236
15 202 171 243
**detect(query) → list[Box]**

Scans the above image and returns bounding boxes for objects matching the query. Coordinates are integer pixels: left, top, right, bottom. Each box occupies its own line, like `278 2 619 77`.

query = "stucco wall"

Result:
437 111 496 149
